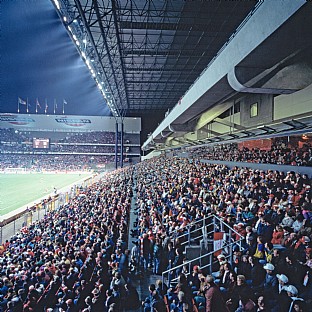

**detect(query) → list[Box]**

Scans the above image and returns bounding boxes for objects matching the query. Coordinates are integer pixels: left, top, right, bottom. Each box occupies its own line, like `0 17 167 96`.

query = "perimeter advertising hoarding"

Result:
0 114 141 133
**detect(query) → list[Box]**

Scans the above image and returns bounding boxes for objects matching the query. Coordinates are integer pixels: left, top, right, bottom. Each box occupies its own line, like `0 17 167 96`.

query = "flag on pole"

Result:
45 99 48 114
18 97 27 105
63 99 67 114
36 98 41 113
18 97 26 113
36 98 41 108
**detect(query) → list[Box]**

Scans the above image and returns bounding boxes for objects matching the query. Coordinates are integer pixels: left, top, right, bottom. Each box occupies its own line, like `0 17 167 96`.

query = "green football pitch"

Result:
0 173 92 216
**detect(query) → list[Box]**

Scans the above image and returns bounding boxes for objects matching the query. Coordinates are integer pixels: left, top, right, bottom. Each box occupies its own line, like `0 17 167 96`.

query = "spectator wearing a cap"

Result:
261 263 278 298
211 254 227 280
276 274 289 294
275 273 293 312
284 285 305 312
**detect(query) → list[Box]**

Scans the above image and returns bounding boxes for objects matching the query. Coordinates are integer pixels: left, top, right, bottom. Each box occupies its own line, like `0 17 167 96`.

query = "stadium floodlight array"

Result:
52 0 120 118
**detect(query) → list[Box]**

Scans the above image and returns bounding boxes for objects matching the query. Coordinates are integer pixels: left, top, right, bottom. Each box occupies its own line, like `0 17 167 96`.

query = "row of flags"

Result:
18 97 68 114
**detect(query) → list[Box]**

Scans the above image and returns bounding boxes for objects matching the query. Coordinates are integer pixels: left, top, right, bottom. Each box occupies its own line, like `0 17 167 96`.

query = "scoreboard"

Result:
33 138 50 149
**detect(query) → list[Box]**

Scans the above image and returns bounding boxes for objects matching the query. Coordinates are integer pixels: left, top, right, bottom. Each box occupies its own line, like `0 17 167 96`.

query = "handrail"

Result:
168 214 213 238
162 235 245 287
213 214 245 239
169 213 245 241
161 215 245 287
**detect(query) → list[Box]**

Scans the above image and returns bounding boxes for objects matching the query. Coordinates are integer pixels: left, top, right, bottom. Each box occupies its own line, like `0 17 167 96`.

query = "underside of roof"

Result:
53 0 312 148
55 0 257 115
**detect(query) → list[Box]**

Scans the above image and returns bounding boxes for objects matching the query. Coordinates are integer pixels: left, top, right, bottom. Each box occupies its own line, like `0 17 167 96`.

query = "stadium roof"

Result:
1 1 312 144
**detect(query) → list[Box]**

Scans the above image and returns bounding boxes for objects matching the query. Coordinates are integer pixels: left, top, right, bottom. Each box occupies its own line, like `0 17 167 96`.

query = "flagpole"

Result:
45 98 48 114
26 98 29 113
17 98 20 113
36 98 38 114
63 100 65 114
54 99 56 114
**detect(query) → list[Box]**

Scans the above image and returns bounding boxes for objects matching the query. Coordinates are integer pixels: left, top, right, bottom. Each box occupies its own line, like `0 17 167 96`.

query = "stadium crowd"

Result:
59 132 116 144
0 129 27 144
0 167 137 312
0 155 114 172
50 145 117 154
131 157 312 312
193 142 312 167
0 148 312 311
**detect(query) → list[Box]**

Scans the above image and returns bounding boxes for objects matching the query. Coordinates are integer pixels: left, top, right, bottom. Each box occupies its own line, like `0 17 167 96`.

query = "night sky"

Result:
0 0 111 117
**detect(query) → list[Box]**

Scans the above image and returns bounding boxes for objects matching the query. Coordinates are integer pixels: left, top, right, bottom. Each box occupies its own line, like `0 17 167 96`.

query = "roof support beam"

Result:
227 67 299 94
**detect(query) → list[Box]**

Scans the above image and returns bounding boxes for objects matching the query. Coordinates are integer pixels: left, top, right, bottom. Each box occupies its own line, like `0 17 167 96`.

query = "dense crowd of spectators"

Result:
1 129 312 311
130 157 312 311
50 145 117 154
0 167 138 311
193 142 312 166
58 132 139 145
0 155 114 172
0 128 140 170
0 129 27 144
59 132 116 144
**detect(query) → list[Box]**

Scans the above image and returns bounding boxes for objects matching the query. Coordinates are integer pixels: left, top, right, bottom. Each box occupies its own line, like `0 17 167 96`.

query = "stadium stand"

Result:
130 156 312 312
0 127 141 171
1 129 312 311
0 167 137 311
192 140 312 167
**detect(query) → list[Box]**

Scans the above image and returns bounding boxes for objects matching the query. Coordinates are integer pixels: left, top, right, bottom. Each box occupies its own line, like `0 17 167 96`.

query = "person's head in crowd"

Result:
276 274 288 286
205 275 215 286
292 300 306 312
229 270 237 284
302 236 310 246
217 254 226 264
285 285 298 297
286 254 295 265
265 241 273 251
263 263 275 274
236 274 246 286
257 294 267 311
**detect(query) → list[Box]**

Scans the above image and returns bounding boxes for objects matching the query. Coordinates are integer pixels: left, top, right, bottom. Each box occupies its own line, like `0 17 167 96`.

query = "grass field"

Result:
0 173 92 216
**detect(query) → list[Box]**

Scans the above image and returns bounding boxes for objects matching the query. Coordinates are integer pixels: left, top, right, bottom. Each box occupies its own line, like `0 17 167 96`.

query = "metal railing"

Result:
162 215 245 287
